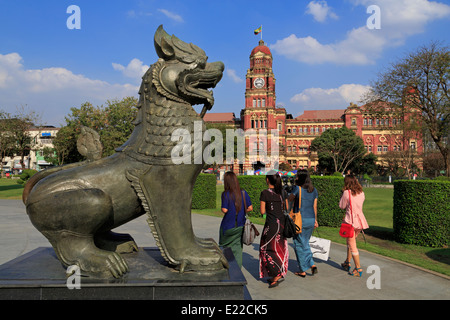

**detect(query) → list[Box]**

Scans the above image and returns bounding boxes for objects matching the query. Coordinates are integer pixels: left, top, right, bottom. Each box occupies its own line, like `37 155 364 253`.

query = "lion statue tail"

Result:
23 126 103 205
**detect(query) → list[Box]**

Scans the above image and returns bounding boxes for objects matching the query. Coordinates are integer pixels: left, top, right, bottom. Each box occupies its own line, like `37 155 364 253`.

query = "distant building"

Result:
204 40 423 174
1 126 59 173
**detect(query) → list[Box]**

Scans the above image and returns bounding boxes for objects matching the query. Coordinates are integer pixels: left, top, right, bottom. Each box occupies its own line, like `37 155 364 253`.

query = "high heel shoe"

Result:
341 260 351 272
350 268 363 277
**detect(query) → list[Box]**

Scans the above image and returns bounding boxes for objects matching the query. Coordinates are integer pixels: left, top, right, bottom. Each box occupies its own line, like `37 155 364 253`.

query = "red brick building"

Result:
205 40 423 173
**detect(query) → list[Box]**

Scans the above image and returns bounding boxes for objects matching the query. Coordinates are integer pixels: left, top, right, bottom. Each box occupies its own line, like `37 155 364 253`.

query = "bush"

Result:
311 176 345 227
17 169 38 185
192 174 216 209
393 180 450 247
237 175 268 217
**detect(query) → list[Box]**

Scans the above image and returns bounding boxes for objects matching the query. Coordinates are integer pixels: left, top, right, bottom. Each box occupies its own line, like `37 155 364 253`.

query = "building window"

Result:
251 120 255 128
351 118 356 126
292 128 296 134
377 145 382 152
299 127 303 134
368 146 372 152
410 142 416 150
264 120 267 128
368 119 373 126
278 123 282 131
383 146 388 152
363 118 367 126
262 99 266 107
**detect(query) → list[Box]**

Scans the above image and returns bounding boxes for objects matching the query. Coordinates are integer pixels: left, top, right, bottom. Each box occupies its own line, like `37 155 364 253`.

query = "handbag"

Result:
282 192 300 238
289 186 302 234
339 190 354 238
267 188 299 238
283 213 299 238
242 190 259 245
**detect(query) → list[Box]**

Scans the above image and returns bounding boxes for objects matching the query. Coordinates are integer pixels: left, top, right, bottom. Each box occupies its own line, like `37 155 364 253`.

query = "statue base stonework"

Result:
0 247 247 300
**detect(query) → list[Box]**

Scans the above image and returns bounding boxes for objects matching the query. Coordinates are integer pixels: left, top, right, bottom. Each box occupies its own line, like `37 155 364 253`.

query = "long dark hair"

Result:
296 169 314 193
266 173 282 195
223 171 242 213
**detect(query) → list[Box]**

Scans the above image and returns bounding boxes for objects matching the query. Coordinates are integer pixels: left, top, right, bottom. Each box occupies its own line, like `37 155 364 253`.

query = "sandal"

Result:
350 268 363 277
294 271 306 278
268 281 279 288
341 260 351 272
267 276 284 284
311 266 318 275
268 276 283 288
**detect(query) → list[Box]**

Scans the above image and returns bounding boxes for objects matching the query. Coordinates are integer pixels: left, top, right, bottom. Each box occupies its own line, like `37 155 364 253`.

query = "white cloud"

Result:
226 69 243 83
0 52 138 125
306 1 338 22
158 9 184 23
126 10 152 19
290 84 371 109
271 27 385 65
112 58 149 81
272 0 450 65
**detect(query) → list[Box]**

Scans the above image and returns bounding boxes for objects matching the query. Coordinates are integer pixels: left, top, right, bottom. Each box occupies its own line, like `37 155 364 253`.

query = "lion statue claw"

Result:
23 25 226 278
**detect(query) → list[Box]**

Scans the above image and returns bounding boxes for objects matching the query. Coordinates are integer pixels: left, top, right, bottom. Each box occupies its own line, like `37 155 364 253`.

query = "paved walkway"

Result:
1 200 449 300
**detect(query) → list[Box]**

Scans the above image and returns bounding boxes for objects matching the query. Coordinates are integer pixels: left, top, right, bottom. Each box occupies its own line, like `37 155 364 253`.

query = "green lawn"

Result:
0 178 24 200
2 178 448 276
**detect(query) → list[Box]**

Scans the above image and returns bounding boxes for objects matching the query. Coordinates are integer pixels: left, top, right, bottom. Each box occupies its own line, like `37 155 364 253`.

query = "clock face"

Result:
254 77 265 89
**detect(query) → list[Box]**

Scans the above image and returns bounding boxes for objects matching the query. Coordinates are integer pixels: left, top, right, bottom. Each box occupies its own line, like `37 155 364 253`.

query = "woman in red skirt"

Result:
259 173 289 288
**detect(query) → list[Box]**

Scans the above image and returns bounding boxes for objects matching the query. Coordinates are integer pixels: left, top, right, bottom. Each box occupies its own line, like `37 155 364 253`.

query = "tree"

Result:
352 152 378 175
0 111 15 176
310 127 366 174
363 42 449 176
58 97 138 163
8 107 41 170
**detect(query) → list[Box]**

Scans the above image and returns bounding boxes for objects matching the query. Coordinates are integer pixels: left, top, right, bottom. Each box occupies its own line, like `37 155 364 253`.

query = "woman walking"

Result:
292 170 319 277
339 175 369 277
219 171 252 268
259 173 289 288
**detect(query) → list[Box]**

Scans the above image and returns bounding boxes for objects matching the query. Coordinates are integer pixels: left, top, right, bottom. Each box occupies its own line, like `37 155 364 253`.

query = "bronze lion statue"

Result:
23 25 227 278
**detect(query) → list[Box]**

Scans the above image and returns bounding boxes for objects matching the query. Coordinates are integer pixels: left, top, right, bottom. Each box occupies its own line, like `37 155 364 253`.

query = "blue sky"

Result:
0 0 449 126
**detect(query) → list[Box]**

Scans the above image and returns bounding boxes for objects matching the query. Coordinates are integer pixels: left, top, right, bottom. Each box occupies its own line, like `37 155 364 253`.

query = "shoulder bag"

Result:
339 190 354 238
242 190 260 245
289 186 302 234
281 190 300 238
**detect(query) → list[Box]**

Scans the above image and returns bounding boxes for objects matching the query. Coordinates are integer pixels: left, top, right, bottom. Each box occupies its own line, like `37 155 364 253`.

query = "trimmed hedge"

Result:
311 176 345 227
237 175 269 217
192 174 216 209
393 180 450 247
238 175 345 225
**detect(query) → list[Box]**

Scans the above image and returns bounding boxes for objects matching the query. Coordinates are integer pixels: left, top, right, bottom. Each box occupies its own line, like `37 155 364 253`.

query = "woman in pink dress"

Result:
339 175 369 277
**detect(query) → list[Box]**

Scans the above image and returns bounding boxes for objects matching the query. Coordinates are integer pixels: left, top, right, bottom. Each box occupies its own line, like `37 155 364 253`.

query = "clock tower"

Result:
241 39 279 131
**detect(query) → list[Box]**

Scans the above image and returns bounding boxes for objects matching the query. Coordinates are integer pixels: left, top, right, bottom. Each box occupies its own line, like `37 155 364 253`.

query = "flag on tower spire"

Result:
254 25 262 40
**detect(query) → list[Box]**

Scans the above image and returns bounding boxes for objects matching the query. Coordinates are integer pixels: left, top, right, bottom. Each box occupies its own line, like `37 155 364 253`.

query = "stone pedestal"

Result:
0 247 247 300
